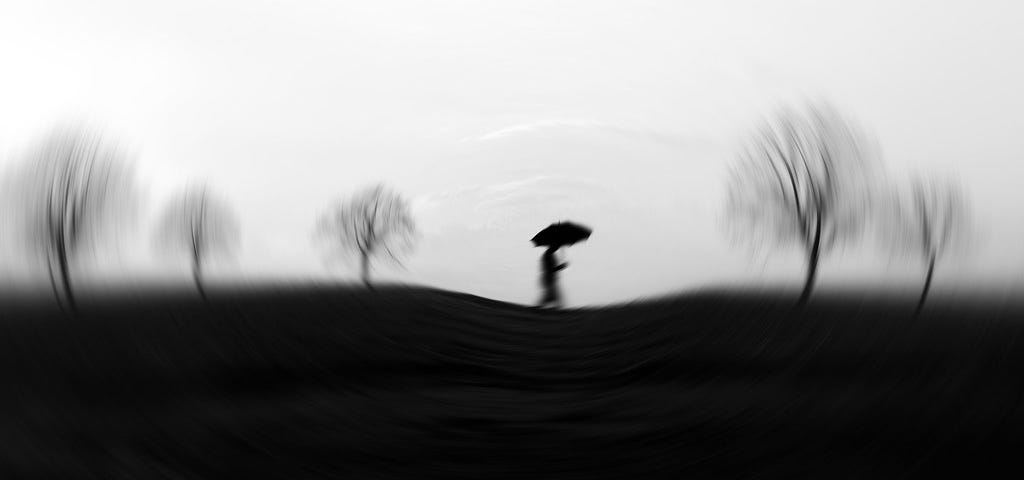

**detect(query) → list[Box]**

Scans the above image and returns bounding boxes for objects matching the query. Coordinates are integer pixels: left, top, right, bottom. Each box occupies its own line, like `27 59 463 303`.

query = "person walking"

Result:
539 246 568 308
530 221 591 309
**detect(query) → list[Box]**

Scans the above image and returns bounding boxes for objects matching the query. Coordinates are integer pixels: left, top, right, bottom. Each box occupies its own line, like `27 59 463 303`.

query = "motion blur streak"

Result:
155 183 240 302
2 286 1024 478
726 103 880 305
0 122 136 313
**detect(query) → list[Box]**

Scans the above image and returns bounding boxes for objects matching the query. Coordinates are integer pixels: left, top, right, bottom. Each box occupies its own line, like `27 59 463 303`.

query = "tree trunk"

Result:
798 214 822 306
360 252 371 288
916 253 936 315
46 255 63 312
192 257 207 303
56 242 76 315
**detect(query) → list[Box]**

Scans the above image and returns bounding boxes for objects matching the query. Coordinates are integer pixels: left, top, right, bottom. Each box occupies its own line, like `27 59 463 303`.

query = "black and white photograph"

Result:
1 0 1023 477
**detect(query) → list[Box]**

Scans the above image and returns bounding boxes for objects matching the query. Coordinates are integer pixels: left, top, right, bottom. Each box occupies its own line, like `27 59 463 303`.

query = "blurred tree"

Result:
726 103 875 305
12 123 136 313
880 176 968 313
316 183 417 287
155 183 239 301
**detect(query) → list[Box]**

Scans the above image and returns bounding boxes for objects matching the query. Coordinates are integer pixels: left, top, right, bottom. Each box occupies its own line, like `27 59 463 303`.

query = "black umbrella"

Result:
531 221 592 247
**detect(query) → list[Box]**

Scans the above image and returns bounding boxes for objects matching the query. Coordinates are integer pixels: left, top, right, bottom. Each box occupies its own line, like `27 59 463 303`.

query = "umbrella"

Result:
531 221 592 247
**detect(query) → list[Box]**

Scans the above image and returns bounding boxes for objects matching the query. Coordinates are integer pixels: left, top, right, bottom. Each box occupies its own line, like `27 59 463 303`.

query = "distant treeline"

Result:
0 123 417 314
0 102 969 314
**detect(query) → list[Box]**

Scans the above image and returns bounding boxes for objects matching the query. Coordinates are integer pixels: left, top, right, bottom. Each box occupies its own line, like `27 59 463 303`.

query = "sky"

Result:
1 0 1023 305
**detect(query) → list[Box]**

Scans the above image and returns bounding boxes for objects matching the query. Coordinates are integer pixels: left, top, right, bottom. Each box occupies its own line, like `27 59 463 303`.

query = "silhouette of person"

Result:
539 246 568 308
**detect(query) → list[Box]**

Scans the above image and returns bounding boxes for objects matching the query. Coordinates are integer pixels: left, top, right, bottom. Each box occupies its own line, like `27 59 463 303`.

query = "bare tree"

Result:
726 103 875 304
155 183 239 301
11 123 136 313
878 176 968 313
316 183 417 287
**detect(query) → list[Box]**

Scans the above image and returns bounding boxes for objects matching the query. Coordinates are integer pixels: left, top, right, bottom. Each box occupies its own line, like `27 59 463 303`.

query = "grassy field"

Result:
3 286 1024 478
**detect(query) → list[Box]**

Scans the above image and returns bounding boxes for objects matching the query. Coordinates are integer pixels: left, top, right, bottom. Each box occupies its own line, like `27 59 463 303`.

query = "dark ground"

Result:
3 286 1024 479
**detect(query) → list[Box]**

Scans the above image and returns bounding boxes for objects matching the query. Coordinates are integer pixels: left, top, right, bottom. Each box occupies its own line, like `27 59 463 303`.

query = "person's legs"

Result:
539 277 556 307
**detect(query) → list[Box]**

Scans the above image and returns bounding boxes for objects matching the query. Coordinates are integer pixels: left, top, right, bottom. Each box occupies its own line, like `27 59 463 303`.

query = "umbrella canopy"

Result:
531 221 592 247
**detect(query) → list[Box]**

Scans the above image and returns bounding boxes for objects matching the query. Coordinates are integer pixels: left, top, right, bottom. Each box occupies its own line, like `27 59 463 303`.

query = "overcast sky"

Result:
2 0 1023 305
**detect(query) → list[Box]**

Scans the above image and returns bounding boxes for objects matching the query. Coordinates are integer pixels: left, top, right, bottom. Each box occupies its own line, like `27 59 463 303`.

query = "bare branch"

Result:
315 183 418 285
